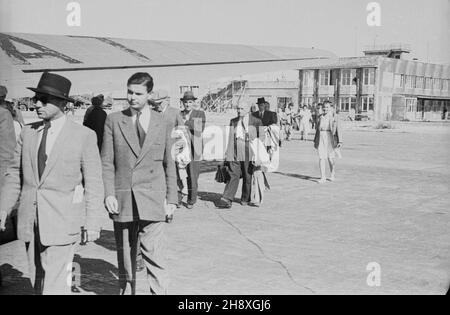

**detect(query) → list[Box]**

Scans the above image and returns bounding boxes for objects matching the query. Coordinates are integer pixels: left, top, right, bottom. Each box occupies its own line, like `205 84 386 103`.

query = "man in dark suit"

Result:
0 87 17 287
0 73 103 295
83 94 107 151
102 73 177 295
180 91 206 210
217 103 262 209
252 97 278 127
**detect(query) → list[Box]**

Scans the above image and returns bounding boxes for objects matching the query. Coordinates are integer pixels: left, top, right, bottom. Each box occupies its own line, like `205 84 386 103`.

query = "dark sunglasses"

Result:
32 95 50 104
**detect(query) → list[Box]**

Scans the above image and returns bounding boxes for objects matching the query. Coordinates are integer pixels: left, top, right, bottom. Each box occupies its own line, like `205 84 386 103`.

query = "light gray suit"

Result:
0 118 104 294
101 107 177 295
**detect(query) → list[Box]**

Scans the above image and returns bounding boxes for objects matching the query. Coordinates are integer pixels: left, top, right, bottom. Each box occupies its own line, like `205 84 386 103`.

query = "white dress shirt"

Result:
131 105 151 134
37 115 67 160
235 115 249 140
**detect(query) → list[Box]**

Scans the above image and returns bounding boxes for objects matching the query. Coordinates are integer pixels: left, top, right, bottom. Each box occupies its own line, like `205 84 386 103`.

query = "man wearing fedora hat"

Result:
0 72 104 295
253 97 278 127
180 91 206 209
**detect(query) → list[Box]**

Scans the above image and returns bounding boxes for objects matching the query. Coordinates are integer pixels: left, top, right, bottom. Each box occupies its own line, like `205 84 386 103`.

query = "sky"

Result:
0 0 449 64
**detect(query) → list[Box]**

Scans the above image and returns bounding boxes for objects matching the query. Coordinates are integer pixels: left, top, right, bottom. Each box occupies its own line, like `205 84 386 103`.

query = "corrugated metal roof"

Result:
0 32 335 97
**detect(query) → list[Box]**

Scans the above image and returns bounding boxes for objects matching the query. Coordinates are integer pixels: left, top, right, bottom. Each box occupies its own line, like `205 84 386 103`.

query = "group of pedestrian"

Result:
0 72 207 295
0 71 342 294
216 97 278 209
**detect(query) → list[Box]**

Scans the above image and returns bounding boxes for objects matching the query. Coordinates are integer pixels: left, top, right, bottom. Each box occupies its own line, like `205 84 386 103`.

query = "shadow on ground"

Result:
273 172 320 182
0 264 33 295
95 230 116 252
198 191 241 207
73 254 120 295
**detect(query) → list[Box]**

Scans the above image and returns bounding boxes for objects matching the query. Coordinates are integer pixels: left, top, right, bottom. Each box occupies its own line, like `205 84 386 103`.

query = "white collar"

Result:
130 105 150 116
39 115 66 131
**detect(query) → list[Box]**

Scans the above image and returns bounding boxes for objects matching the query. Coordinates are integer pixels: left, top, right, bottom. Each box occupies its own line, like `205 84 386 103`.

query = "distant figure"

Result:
280 103 294 141
83 94 107 151
217 102 262 209
253 97 277 127
314 101 342 184
299 105 312 141
181 91 206 210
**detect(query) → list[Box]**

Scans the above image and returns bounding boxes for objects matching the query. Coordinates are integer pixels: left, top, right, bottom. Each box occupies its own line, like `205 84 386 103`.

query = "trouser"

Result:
186 160 200 205
113 220 168 295
26 224 76 295
223 159 252 203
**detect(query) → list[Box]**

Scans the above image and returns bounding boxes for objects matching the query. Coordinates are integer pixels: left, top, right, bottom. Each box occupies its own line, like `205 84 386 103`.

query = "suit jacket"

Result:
163 106 184 130
101 108 177 223
252 110 278 127
182 109 206 161
314 113 342 149
225 115 263 162
83 106 107 151
0 119 104 246
0 107 16 190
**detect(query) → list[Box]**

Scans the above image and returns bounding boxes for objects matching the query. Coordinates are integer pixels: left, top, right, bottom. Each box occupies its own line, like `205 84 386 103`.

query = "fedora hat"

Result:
180 91 197 102
27 72 75 102
150 89 170 104
256 97 268 105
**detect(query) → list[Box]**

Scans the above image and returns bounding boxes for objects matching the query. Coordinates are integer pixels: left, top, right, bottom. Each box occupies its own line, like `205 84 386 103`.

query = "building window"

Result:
363 68 375 85
405 75 414 89
415 76 424 89
277 97 293 109
405 98 417 112
361 96 375 112
318 97 333 104
425 77 432 90
339 97 350 112
394 74 403 88
303 70 314 87
301 97 313 106
443 80 450 91
341 69 356 86
319 70 331 86
432 78 441 90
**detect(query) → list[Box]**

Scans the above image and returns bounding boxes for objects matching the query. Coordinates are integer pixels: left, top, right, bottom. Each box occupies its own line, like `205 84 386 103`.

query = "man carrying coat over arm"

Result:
101 72 177 295
0 73 104 295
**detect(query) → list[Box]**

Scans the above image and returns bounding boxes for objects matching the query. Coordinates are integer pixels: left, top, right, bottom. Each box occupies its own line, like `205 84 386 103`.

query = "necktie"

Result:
136 111 146 147
38 121 51 180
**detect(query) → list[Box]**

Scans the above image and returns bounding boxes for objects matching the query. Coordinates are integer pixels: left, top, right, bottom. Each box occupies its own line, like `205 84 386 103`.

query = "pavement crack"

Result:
215 210 316 294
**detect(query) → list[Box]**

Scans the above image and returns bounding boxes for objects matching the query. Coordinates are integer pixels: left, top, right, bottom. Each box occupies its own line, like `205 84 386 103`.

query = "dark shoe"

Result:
216 198 232 209
249 202 260 207
186 203 194 210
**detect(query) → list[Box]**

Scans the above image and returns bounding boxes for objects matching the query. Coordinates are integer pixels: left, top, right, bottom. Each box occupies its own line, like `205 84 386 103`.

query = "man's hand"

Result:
105 196 119 215
165 203 176 223
0 211 7 231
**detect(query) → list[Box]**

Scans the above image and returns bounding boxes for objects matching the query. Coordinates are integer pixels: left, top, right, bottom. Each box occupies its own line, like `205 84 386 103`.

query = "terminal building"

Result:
296 45 450 121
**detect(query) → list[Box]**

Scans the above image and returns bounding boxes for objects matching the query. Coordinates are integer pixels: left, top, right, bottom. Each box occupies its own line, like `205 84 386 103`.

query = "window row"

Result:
394 75 450 90
304 68 376 87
